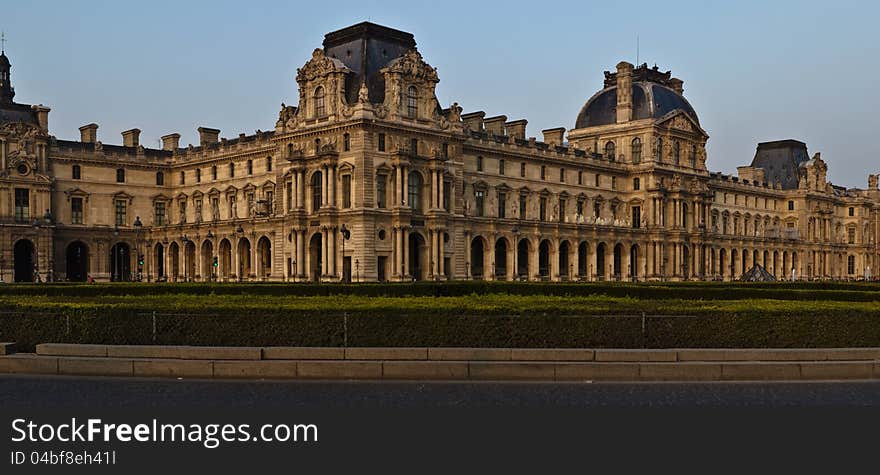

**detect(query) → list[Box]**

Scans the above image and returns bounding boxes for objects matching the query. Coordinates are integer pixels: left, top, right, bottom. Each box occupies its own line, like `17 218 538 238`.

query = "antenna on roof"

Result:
1 31 6 54
636 35 639 65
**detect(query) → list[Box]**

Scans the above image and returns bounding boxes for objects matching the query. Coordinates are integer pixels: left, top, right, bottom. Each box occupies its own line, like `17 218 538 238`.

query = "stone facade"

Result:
1 22 878 283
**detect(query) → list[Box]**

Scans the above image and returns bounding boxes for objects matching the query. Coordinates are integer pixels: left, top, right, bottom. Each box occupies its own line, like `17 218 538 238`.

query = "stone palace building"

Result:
1 22 878 283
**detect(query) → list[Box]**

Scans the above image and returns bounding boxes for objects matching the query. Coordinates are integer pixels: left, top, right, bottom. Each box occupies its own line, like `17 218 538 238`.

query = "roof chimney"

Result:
461 111 485 132
542 127 565 147
32 105 50 132
161 133 180 151
121 128 140 148
505 120 527 140
79 123 98 143
669 77 684 94
198 127 220 146
483 115 507 136
615 61 633 123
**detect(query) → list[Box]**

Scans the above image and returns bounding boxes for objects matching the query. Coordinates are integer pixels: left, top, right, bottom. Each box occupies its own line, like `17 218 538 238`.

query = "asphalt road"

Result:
2 374 880 407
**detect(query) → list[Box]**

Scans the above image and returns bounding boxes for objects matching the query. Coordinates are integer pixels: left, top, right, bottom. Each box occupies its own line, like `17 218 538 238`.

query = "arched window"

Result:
155 171 164 186
656 137 663 161
631 138 642 163
408 171 422 212
604 141 615 161
690 145 697 168
314 86 325 117
673 141 680 164
406 86 418 118
310 171 323 213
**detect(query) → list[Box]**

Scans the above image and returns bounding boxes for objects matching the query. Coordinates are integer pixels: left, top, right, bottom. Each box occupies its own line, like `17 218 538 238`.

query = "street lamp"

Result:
511 226 520 281
340 224 351 282
236 226 244 281
133 216 143 282
206 230 215 281
181 235 190 282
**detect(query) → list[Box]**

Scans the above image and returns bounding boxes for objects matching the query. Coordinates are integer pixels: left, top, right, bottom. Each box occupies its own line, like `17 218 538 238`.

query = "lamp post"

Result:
207 230 215 282
340 224 351 282
133 216 143 282
511 226 520 281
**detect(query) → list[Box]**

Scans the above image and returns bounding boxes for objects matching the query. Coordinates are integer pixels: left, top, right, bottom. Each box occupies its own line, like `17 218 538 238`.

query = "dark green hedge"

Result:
3 307 880 352
2 281 880 301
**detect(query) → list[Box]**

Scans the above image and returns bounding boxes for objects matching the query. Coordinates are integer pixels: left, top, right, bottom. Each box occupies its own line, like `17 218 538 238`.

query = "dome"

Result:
575 82 699 129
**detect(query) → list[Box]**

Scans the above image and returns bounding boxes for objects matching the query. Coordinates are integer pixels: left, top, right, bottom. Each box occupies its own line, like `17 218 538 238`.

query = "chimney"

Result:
121 128 140 148
542 127 566 147
461 111 485 132
198 127 220 146
615 61 633 123
505 119 528 140
483 115 507 136
161 133 181 151
869 174 879 190
669 77 684 94
32 105 50 132
79 123 98 143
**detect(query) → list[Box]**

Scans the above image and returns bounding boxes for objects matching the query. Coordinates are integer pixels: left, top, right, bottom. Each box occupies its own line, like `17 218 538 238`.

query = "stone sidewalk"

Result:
1 343 879 381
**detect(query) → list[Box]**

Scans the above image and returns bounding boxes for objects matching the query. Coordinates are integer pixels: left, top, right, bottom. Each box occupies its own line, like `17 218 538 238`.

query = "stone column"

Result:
439 173 446 211
439 231 446 279
402 167 409 207
403 227 410 279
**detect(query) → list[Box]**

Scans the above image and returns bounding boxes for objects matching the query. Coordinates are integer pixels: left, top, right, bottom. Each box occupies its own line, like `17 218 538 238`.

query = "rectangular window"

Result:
229 163 235 177
195 198 203 222
247 160 253 175
180 171 185 185
558 198 565 222
848 227 856 244
788 200 795 211
247 193 255 218
265 191 273 215
519 192 527 219
633 177 640 190
578 171 583 185
441 143 448 158
499 159 505 175
520 162 526 178
377 175 387 209
179 201 186 224
286 181 293 211
116 168 125 183
342 175 351 208
72 165 81 180
410 138 418 156
576 200 584 217
632 206 641 228
849 207 855 217
476 156 483 172
211 197 219 221
115 199 127 226
378 133 386 152
595 174 600 187
14 188 29 222
848 255 856 275
498 191 506 219
539 197 547 221
611 177 617 190
196 168 201 183
475 190 485 217
71 197 83 224
540 166 546 180
443 181 451 211
212 166 217 180
559 168 565 183
267 157 273 172
156 171 164 186
344 134 351 152
154 202 166 226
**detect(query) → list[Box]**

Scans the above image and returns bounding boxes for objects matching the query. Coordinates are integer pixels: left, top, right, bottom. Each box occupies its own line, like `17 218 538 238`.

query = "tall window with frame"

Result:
286 181 293 211
343 133 350 152
558 198 566 222
519 191 527 219
14 188 29 222
178 200 186 224
154 201 166 226
576 199 584 219
474 189 485 217
690 145 697 168
539 196 547 221
673 141 680 164
71 197 83 224
156 171 164 185
410 138 418 156
229 162 235 177
180 171 185 185
540 166 546 180
408 171 422 212
116 168 125 183
266 156 272 172
656 137 663 161
72 164 81 180
604 141 615 161
633 177 640 191
265 191 274 215
559 168 565 183
247 159 253 175
406 86 418 118
578 171 583 185
311 172 322 213
376 174 387 209
342 175 352 209
211 197 219 221
632 206 641 229
212 166 217 180
498 191 506 219
476 156 483 172
315 86 325 117
520 162 526 177
377 133 386 152
196 168 201 183
848 255 856 274
443 181 451 211
115 199 127 226
631 137 642 163
499 159 505 175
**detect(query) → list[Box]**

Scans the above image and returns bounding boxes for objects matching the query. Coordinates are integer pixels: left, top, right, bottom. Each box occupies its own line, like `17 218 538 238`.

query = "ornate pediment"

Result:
65 187 91 202
296 48 351 83
0 121 41 140
382 49 439 82
656 110 708 138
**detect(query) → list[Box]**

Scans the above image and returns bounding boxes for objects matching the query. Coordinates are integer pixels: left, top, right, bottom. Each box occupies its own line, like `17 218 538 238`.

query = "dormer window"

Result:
604 141 615 161
406 86 418 118
631 138 642 163
314 86 325 117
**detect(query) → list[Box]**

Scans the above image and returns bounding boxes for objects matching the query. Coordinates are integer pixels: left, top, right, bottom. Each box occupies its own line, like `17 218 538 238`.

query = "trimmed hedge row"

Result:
3 307 880 352
1 281 880 301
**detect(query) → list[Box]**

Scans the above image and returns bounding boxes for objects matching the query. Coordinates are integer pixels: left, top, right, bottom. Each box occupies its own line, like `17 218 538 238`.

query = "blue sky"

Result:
5 0 879 186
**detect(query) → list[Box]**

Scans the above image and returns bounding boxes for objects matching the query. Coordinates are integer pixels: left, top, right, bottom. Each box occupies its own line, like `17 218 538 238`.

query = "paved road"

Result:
2 375 880 407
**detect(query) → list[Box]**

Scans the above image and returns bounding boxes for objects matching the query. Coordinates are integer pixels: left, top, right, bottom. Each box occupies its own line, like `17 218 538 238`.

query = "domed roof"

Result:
0 52 9 68
575 82 699 129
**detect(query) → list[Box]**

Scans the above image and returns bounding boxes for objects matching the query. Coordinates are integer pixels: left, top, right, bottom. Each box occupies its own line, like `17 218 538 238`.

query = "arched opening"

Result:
109 242 131 282
719 248 727 279
257 236 272 279
559 240 571 280
792 252 799 280
470 237 485 280
408 232 426 281
741 249 747 276
631 138 642 163
772 250 779 277
596 242 607 281
612 243 623 280
577 242 588 279
730 249 738 278
310 171 322 213
681 245 690 279
202 240 214 281
604 141 616 160
168 242 180 281
219 239 232 279
681 202 688 230
65 241 89 282
154 243 165 280
314 86 325 117
630 244 639 281
753 249 759 268
184 240 196 281
517 238 530 280
238 238 252 280
13 239 35 283
538 239 551 279
494 238 508 279
309 233 322 282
